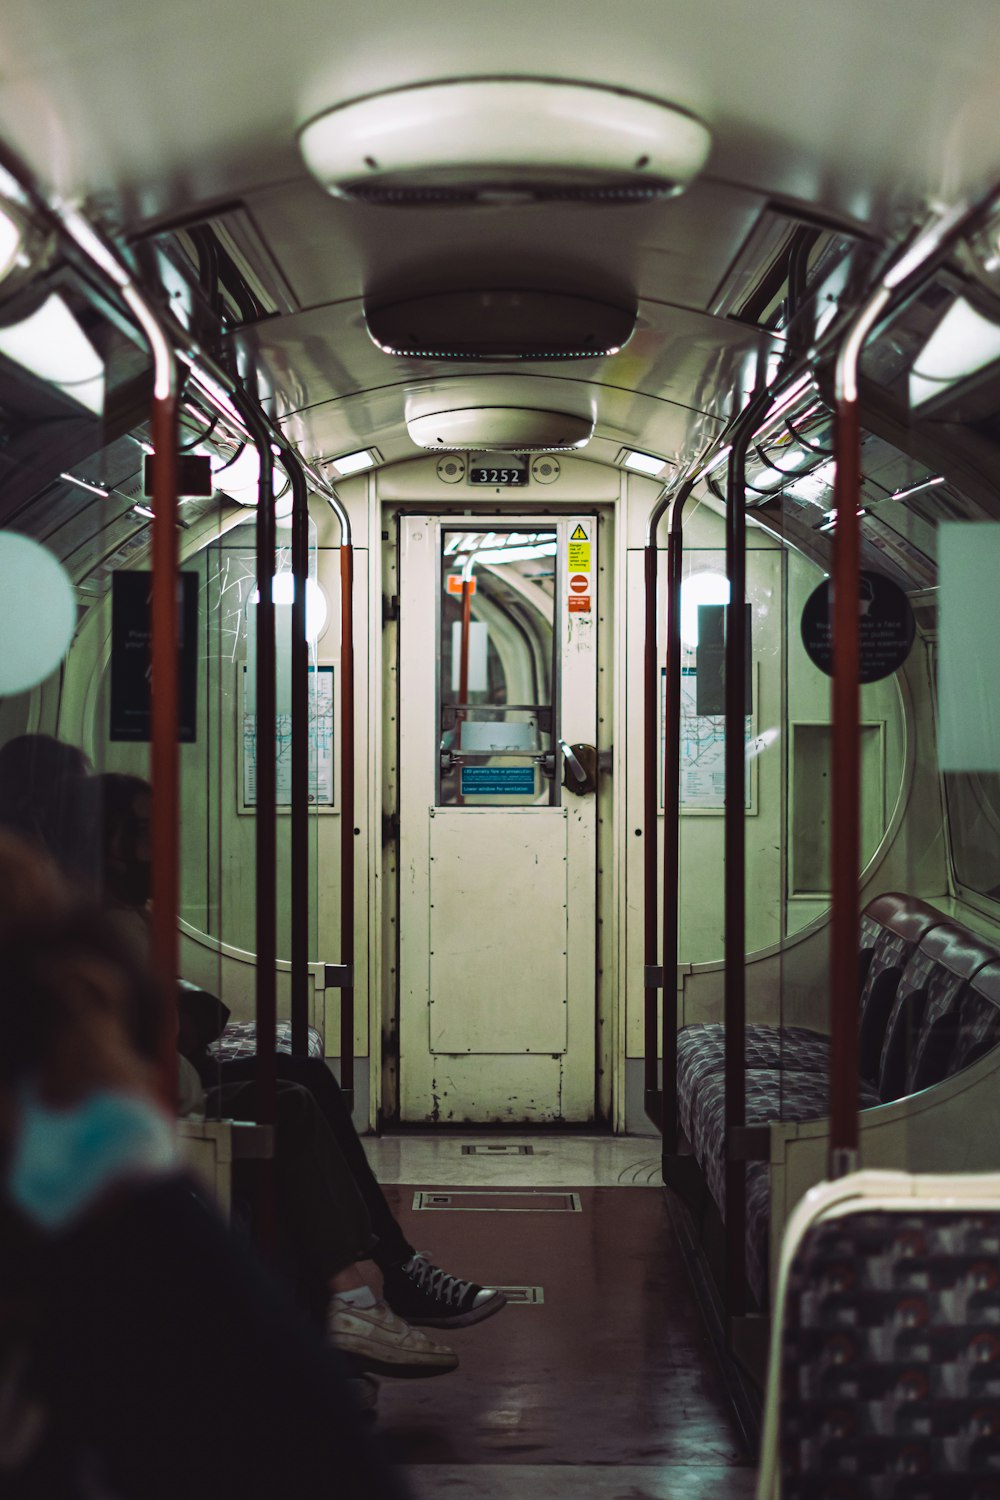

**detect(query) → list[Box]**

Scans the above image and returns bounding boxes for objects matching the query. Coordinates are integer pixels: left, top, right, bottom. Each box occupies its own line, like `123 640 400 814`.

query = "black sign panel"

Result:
143 453 214 497
695 603 752 715
801 569 915 683
110 571 198 741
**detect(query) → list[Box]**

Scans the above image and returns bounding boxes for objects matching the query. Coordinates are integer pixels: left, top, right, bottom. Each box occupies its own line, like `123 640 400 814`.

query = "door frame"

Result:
374 497 623 1129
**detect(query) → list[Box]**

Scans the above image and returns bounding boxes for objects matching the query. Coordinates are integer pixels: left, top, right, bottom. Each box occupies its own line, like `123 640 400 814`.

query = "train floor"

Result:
360 1133 758 1499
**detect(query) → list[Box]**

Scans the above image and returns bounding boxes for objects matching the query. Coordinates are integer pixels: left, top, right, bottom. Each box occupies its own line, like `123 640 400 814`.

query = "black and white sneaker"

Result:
382 1253 507 1329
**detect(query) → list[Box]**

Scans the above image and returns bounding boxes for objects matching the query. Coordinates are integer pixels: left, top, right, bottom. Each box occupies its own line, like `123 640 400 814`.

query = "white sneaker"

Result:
328 1297 459 1378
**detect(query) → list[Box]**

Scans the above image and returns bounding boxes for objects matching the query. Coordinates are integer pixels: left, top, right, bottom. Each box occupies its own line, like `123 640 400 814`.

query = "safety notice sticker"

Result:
566 521 594 613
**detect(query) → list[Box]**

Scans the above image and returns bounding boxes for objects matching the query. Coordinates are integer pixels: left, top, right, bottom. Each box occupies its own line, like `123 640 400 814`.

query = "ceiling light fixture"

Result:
407 407 593 452
619 448 667 477
330 448 379 476
60 472 109 498
0 294 104 414
212 447 291 506
299 78 711 206
365 289 635 360
910 297 1000 407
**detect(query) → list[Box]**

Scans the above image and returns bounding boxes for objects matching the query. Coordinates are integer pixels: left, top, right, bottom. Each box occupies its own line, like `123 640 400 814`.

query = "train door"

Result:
397 515 598 1124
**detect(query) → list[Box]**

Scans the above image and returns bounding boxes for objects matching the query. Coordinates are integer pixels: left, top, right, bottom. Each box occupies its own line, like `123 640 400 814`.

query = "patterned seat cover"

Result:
780 1207 1000 1498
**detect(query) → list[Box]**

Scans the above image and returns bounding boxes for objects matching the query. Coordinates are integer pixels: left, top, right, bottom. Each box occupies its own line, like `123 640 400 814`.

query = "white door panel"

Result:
428 808 569 1055
398 515 597 1123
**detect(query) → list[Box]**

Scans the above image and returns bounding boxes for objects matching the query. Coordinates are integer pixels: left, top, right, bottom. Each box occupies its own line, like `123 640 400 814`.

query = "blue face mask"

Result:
7 1084 176 1232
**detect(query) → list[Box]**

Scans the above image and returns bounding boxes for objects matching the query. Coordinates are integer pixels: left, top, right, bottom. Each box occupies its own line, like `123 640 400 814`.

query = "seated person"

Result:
0 734 91 873
89 769 507 1332
0 837 407 1500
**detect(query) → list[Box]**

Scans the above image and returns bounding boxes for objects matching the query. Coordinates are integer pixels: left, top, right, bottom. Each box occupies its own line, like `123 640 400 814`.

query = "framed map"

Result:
661 666 759 814
242 665 335 809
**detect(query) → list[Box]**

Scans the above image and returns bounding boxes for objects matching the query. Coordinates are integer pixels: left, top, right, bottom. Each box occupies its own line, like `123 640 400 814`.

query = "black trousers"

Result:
213 1054 415 1270
23 1177 407 1500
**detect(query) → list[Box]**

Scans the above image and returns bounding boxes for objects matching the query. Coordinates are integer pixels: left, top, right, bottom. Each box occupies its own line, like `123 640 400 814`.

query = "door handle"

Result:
558 739 598 795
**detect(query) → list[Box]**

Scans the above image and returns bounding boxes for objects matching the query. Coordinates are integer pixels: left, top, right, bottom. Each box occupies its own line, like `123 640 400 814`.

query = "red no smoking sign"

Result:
570 574 589 593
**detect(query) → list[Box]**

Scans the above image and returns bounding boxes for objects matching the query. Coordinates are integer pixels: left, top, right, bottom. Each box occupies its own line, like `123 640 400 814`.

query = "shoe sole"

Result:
387 1289 508 1330
342 1353 458 1379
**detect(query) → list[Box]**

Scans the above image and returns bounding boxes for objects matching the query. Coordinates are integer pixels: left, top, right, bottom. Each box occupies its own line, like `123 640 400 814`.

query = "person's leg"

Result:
217 1056 414 1267
216 1055 507 1328
209 1078 458 1375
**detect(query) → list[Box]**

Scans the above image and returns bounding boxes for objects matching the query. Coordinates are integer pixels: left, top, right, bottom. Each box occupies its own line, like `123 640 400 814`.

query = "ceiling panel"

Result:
242 177 768 317
0 0 998 228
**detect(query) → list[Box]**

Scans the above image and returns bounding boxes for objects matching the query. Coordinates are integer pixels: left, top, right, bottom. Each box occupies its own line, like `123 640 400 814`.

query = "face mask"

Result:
6 1084 176 1232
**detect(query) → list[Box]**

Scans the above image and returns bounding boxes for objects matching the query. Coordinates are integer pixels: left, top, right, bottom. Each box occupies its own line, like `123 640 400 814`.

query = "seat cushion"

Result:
689 1068 882 1217
746 1162 771 1311
781 1208 1000 1495
677 1023 831 1142
207 1020 325 1063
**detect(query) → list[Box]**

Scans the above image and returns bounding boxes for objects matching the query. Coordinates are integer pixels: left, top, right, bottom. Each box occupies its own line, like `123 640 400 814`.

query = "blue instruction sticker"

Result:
461 765 536 796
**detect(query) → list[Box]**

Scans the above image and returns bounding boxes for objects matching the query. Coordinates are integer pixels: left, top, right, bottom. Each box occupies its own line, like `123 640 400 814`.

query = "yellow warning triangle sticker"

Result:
570 524 588 541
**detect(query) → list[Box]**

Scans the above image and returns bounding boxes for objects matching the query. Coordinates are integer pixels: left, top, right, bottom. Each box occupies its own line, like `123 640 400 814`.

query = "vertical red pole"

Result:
339 543 356 1101
829 396 862 1163
458 577 473 710
287 453 310 1058
149 393 180 1108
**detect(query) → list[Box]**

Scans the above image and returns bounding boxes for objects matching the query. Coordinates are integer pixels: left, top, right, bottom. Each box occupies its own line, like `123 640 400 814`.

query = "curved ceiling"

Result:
0 0 999 469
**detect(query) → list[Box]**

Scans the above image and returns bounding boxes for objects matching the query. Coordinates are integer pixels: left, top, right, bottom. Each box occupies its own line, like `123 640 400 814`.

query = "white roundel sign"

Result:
0 532 77 693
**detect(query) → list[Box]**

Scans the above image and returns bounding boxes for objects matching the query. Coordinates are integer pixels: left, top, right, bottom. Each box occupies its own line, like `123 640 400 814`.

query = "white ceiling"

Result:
1 0 999 467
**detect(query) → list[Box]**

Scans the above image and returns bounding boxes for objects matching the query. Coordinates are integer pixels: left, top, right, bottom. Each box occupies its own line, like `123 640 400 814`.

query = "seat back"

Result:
856 896 946 1084
758 1170 1000 1500
948 961 1000 1078
876 925 996 1101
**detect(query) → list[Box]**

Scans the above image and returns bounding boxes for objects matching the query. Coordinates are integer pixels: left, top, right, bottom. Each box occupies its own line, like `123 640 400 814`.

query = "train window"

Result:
437 529 557 807
944 774 1000 904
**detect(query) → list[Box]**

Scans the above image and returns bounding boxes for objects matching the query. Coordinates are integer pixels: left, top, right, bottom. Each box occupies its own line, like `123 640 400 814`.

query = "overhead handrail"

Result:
226 389 279 1152
827 188 1000 1176
279 449 311 1061
0 146 360 1116
722 384 773 1322
642 476 696 1142
0 166 184 1113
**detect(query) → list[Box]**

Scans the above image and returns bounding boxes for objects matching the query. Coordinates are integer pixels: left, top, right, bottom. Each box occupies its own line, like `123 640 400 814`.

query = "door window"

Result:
437 528 558 807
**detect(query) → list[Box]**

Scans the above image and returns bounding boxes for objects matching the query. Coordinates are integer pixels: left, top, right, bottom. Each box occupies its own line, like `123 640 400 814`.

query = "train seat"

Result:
207 1020 326 1064
676 901 998 1310
948 961 1000 1079
878 925 998 1101
675 894 945 1147
757 1170 1000 1500
689 1066 882 1218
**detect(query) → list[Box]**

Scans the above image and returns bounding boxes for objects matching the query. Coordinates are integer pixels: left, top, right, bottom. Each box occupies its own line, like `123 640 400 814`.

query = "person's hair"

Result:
0 903 164 1088
0 828 69 937
0 735 91 869
65 772 151 896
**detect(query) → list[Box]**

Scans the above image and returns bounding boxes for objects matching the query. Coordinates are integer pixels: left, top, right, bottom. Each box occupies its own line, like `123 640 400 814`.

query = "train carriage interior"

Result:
3 3 1000 1497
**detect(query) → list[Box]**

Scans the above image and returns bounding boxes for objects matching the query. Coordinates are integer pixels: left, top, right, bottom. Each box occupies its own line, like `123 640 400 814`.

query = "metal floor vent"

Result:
461 1143 534 1156
495 1285 545 1305
412 1190 581 1213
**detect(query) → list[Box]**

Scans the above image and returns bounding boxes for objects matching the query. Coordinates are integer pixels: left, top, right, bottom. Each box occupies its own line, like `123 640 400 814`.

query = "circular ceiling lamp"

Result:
407 406 593 451
365 289 636 360
298 78 711 206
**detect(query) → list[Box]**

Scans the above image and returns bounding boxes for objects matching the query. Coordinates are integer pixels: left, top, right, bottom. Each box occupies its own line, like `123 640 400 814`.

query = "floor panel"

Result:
363 1133 663 1188
404 1463 759 1498
376 1182 751 1472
